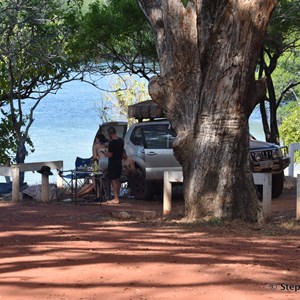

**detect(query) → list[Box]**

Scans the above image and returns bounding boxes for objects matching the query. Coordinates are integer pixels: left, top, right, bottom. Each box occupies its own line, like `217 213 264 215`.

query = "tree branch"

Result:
277 80 300 109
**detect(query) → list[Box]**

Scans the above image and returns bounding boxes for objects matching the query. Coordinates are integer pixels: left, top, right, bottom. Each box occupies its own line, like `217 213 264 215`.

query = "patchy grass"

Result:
131 217 300 237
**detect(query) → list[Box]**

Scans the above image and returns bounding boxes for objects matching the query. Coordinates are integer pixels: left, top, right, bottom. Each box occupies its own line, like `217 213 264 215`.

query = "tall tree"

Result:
0 0 83 177
138 0 275 221
259 0 300 144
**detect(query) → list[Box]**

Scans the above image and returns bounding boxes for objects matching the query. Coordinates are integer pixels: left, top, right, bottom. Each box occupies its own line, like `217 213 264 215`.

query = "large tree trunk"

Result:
139 0 275 222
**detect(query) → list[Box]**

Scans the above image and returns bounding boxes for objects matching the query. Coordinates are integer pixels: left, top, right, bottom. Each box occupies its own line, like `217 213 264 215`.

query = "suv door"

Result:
141 124 181 180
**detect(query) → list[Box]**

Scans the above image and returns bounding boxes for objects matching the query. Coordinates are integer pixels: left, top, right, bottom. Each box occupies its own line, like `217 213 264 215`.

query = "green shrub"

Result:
279 102 300 162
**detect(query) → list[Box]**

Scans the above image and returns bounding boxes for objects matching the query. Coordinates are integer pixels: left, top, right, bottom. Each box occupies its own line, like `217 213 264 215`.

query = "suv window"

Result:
130 127 145 146
130 124 176 149
99 124 127 140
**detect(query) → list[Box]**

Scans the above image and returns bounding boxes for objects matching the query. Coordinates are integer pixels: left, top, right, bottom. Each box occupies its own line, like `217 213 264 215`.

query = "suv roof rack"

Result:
128 100 166 122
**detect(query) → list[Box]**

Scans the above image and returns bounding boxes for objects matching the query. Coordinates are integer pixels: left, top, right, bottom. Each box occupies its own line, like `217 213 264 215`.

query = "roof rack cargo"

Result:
128 100 166 121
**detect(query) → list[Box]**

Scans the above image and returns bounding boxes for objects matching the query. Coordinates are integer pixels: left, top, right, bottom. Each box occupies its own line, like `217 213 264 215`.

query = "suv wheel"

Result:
133 168 154 200
272 171 284 198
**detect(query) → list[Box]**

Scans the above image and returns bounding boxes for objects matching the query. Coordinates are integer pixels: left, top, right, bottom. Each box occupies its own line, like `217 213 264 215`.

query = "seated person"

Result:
76 149 136 200
93 133 109 172
120 150 136 182
76 134 108 199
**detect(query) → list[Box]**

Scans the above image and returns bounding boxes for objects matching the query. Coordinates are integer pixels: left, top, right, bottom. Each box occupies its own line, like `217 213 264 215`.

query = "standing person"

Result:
103 126 124 204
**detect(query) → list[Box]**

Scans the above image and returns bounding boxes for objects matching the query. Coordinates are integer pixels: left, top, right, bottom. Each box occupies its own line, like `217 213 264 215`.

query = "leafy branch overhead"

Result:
75 1 299 106
66 0 158 79
95 76 149 124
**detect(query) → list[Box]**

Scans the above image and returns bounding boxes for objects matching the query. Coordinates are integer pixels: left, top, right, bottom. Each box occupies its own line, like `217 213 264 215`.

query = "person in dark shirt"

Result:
103 126 124 204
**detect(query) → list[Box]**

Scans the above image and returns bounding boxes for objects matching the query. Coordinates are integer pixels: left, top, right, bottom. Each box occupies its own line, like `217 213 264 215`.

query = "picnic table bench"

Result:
163 171 273 219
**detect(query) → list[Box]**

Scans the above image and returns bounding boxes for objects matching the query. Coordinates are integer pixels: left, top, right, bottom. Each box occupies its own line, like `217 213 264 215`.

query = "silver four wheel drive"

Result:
97 119 290 200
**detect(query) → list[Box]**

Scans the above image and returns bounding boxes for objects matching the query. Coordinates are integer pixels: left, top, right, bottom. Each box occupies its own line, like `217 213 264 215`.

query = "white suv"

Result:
96 119 290 200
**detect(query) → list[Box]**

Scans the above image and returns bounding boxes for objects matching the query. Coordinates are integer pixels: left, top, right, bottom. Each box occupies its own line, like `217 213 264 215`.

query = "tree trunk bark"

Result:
259 49 280 144
139 0 275 222
260 100 271 141
15 139 27 184
179 115 260 221
258 52 271 142
266 76 280 144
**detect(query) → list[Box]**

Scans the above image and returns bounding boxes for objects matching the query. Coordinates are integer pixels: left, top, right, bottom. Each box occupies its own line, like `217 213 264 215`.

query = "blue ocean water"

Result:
2 75 265 184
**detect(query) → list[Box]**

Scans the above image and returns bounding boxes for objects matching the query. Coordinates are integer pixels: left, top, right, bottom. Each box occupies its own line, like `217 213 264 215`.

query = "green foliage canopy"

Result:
96 76 149 124
67 0 158 79
279 101 300 161
271 51 300 103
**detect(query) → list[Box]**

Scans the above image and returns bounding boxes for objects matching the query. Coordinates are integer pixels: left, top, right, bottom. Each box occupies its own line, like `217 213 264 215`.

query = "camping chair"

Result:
58 157 92 193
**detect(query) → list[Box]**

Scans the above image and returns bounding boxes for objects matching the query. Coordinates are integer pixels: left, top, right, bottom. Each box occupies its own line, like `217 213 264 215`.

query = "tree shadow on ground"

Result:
0 202 299 295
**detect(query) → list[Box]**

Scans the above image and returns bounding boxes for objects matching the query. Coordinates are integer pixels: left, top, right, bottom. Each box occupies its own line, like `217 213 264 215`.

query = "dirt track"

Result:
0 189 299 300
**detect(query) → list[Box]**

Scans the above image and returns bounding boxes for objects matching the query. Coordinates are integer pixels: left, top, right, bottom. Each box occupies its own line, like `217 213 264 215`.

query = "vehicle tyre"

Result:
272 171 284 198
133 167 154 200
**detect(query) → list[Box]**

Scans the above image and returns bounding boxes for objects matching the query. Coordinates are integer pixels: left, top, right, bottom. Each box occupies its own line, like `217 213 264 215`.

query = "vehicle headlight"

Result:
255 152 262 161
272 150 279 159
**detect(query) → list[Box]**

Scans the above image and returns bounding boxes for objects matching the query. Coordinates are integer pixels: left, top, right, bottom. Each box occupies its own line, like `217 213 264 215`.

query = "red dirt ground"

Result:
0 188 299 300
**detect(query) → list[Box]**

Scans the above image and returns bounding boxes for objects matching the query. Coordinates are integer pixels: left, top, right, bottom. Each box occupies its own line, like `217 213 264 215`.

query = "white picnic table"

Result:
0 161 63 202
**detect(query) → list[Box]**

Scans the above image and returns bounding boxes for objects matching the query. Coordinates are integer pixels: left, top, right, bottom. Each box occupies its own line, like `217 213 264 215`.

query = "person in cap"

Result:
101 126 124 204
